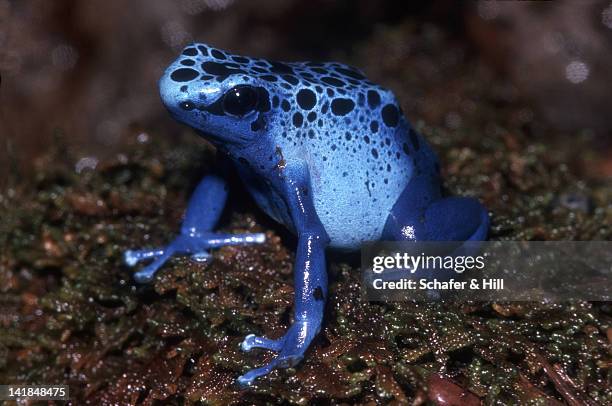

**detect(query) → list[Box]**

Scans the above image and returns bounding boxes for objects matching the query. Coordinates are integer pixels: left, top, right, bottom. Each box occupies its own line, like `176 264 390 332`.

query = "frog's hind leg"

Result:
381 175 488 291
421 197 489 241
382 174 489 242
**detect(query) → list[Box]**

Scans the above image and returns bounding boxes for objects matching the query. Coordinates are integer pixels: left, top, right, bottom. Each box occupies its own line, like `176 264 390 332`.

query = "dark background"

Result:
1 0 612 184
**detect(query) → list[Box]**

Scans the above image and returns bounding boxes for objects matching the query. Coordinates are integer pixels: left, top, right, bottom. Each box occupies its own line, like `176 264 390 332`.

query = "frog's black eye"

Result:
179 101 195 111
222 85 258 116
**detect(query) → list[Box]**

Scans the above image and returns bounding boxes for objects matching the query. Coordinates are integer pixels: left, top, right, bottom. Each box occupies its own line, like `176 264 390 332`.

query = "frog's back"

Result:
257 60 438 249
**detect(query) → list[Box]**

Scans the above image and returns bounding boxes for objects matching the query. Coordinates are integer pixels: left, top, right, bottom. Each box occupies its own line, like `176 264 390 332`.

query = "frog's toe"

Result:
201 232 266 248
191 251 211 263
133 269 156 284
237 353 303 387
237 363 276 387
124 248 165 267
128 244 179 283
237 320 317 385
124 247 173 283
132 249 175 283
240 334 283 352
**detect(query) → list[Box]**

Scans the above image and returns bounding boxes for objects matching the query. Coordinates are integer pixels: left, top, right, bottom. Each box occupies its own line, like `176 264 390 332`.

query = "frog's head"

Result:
160 43 274 146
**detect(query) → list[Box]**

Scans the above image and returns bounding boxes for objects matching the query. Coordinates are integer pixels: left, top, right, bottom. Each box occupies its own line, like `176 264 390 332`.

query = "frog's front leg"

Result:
237 164 330 387
124 169 265 283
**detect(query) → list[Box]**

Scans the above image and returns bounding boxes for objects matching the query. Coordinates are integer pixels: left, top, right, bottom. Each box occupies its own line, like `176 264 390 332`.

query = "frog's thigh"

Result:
382 175 488 241
422 197 489 241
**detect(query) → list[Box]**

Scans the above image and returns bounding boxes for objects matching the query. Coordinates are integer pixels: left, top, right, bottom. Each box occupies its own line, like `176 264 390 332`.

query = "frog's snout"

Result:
159 70 184 108
159 68 201 117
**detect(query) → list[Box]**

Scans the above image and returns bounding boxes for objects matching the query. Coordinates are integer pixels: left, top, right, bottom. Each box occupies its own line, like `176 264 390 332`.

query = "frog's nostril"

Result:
179 101 195 111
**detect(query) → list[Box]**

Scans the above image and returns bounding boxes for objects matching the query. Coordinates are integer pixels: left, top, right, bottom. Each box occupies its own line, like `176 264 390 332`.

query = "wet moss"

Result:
1 23 611 405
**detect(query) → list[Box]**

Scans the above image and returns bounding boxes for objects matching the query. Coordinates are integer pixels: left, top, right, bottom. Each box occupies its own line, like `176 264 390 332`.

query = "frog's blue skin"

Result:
124 43 489 386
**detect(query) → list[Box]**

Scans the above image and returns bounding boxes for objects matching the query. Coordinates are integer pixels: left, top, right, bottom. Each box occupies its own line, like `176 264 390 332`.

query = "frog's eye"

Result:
222 85 258 116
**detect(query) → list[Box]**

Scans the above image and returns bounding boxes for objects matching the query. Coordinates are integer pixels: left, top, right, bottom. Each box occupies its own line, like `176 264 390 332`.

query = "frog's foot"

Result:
124 231 265 283
240 334 283 352
237 320 318 387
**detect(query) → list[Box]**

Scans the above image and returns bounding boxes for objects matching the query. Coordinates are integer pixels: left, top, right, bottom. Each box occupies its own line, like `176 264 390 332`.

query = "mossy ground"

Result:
1 23 610 405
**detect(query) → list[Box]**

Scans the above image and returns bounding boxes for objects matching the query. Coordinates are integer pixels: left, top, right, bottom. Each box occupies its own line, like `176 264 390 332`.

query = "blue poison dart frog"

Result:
124 44 489 386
